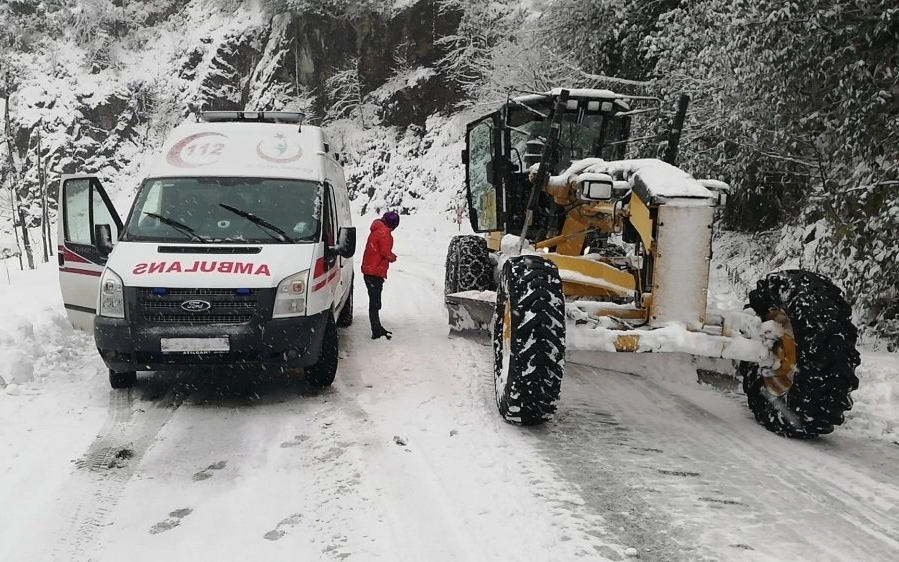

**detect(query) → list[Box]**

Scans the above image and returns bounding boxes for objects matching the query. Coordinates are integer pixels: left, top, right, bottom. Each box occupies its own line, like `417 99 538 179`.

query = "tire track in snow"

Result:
552 361 899 561
631 372 899 558
531 367 713 562
341 268 630 560
45 383 180 561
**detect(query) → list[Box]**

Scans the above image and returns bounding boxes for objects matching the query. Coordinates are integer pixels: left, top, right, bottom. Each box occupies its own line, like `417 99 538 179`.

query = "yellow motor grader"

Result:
444 88 860 438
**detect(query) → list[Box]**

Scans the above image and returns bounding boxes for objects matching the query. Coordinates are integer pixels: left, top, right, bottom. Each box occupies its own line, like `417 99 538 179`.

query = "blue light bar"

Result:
235 288 251 296
153 287 168 296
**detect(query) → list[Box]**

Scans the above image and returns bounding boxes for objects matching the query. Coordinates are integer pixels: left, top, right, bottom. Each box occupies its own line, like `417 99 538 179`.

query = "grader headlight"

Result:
579 173 614 201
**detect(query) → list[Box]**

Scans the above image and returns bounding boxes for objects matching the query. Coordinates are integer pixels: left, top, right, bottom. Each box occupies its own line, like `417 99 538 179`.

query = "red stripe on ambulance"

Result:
311 266 340 292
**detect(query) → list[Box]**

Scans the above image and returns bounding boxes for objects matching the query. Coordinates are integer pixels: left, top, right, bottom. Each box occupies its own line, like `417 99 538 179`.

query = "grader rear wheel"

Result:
444 235 494 295
739 270 860 438
493 255 565 425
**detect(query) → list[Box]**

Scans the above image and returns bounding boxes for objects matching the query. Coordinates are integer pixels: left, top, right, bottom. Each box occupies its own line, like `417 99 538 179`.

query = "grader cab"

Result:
445 89 860 438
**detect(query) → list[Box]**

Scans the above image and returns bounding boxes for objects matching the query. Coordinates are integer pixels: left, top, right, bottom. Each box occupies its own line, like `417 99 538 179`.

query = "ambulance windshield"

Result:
122 177 322 244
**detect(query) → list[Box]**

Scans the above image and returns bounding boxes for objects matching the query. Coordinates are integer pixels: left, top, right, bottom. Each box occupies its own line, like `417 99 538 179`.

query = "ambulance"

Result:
57 111 355 389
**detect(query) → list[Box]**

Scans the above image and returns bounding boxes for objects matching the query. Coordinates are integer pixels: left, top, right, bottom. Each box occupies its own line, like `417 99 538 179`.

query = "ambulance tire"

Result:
306 314 338 387
109 369 137 389
336 284 353 327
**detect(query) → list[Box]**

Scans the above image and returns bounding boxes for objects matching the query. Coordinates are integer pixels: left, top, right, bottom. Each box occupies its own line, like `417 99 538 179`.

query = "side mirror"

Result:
327 226 356 258
95 224 115 256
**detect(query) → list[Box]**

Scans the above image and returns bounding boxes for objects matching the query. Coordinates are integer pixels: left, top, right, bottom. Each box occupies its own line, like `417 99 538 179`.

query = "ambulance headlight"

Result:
273 270 309 318
99 268 125 319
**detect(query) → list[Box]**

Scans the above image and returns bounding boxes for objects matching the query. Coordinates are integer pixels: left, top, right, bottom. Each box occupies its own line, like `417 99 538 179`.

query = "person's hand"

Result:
387 253 397 263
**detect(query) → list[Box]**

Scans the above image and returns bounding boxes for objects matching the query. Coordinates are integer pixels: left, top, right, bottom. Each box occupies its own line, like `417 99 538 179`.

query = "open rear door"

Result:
57 176 122 331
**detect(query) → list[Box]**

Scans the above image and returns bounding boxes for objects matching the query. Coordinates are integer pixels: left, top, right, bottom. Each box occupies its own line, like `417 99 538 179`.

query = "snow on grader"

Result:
444 89 860 438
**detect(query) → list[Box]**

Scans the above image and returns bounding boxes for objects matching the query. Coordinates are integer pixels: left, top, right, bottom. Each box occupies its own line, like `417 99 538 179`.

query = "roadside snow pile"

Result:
846 354 899 443
0 263 93 395
0 314 38 391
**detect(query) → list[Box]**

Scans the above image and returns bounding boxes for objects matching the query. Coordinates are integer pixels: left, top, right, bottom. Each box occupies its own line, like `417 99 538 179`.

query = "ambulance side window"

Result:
323 183 336 246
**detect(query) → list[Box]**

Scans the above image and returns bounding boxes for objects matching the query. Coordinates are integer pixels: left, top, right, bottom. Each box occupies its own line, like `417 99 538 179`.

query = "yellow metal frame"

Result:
764 309 798 397
544 254 636 299
486 191 661 326
628 194 653 249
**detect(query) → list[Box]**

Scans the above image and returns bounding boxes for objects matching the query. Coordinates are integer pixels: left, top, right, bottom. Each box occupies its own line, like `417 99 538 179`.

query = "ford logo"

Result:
181 299 212 312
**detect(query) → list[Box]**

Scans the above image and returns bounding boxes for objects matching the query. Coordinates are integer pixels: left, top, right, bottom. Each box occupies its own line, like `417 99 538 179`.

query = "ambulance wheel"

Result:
109 369 137 389
739 270 860 438
336 285 353 327
306 315 338 387
493 255 565 425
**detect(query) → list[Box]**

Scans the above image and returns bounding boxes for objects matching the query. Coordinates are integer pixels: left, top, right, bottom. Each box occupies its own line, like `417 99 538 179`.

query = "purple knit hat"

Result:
382 211 400 229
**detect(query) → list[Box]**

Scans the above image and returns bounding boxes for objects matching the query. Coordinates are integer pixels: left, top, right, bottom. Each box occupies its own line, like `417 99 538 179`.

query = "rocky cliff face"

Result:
0 0 464 235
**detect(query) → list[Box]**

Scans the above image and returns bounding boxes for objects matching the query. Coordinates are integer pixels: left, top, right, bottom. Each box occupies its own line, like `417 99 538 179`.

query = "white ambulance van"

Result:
57 111 355 389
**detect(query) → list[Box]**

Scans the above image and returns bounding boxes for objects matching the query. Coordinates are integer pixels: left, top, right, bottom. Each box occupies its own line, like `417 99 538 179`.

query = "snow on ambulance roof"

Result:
550 158 715 203
145 120 331 181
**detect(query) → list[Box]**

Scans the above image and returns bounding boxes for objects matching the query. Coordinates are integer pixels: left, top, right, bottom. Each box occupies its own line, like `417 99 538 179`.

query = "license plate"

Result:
160 337 230 353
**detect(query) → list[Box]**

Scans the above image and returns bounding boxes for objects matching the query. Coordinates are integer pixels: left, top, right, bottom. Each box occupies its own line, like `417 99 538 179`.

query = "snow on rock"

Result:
1 242 21 259
330 112 469 216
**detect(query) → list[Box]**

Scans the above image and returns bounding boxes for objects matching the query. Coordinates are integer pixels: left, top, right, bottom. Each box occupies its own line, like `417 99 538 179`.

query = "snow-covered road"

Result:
2 211 898 561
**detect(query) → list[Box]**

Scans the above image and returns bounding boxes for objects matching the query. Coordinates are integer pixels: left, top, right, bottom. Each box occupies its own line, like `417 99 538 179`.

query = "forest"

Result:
1 0 897 345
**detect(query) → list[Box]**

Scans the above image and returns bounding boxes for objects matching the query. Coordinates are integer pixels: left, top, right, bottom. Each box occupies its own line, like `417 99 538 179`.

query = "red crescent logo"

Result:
256 139 303 163
166 132 228 168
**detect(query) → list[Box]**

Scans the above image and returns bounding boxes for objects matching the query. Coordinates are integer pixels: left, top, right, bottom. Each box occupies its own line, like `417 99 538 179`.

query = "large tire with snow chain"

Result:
493 255 565 425
444 237 461 294
739 270 860 438
306 314 338 387
444 235 495 295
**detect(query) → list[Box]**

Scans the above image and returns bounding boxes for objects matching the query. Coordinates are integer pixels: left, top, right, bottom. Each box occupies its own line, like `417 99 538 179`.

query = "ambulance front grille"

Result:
136 288 260 324
143 313 254 324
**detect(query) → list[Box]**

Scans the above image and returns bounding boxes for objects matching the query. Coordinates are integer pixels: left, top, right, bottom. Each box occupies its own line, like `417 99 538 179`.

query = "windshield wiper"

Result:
219 204 295 243
142 212 209 242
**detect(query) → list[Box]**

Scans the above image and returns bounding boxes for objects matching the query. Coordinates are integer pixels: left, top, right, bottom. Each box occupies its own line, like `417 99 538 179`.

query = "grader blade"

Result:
445 291 496 332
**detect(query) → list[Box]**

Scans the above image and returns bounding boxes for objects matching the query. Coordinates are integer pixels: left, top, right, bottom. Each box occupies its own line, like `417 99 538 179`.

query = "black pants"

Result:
364 274 385 332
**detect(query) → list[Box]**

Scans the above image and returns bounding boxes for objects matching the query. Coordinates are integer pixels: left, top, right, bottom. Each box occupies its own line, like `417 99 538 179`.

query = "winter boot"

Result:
370 309 392 340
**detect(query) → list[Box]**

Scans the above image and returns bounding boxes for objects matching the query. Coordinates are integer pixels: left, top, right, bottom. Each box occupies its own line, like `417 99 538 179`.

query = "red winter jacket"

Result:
361 219 397 278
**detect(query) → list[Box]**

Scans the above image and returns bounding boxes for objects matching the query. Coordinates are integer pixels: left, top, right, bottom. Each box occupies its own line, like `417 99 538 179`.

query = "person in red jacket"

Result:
361 211 400 339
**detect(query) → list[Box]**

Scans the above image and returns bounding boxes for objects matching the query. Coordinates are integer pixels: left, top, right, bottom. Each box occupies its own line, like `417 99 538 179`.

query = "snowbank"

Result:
846 353 899 443
0 263 84 392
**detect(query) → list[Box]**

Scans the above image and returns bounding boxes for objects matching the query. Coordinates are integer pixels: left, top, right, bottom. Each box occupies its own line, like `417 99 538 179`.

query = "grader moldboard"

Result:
444 88 860 438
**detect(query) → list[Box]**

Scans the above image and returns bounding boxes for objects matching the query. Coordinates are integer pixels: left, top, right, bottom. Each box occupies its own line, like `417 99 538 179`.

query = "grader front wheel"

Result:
739 270 860 438
493 256 566 425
